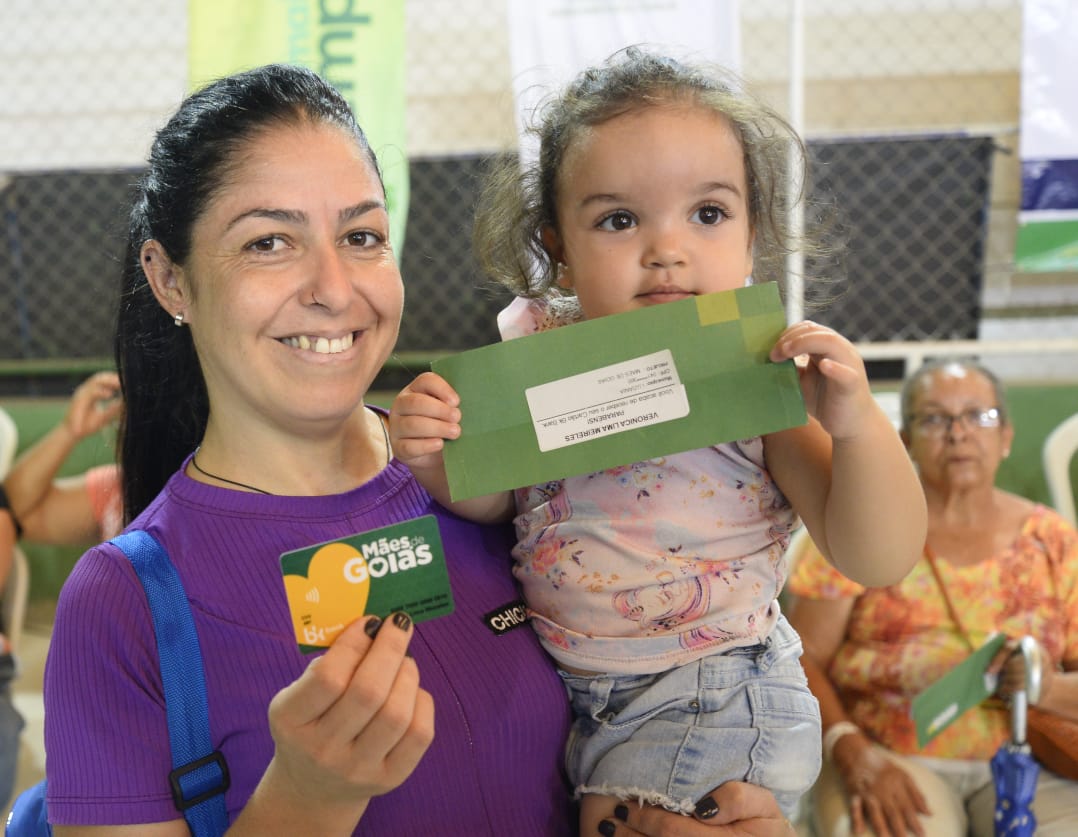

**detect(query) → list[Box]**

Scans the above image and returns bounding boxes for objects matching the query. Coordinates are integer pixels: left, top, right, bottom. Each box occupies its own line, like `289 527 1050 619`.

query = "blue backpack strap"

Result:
5 778 50 835
110 530 229 837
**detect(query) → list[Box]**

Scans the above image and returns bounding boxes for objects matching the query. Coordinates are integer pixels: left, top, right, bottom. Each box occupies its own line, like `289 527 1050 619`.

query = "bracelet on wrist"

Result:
823 720 861 762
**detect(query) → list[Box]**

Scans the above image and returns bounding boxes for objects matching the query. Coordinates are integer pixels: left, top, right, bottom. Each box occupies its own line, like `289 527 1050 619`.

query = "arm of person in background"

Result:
4 371 122 545
787 592 930 837
389 371 515 524
766 322 927 588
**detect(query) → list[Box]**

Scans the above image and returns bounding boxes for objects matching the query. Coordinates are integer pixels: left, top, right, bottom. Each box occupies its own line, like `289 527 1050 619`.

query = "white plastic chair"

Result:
1043 412 1078 528
0 407 16 478
872 390 902 431
0 405 30 656
2 546 29 656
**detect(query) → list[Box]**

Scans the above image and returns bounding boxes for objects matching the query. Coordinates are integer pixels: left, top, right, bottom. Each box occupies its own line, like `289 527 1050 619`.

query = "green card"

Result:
432 283 807 501
280 516 454 654
911 633 1007 747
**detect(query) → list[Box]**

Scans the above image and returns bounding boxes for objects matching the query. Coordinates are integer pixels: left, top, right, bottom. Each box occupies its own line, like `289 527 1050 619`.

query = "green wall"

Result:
3 384 1077 606
994 383 1078 511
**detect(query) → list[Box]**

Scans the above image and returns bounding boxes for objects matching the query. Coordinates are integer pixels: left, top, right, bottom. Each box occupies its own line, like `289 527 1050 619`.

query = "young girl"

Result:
390 48 927 832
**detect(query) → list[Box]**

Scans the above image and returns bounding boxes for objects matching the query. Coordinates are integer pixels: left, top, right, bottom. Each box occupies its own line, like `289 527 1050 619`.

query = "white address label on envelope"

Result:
525 349 690 452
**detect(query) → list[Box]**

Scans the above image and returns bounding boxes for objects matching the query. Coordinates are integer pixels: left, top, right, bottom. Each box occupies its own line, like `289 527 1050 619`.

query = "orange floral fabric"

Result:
787 505 1078 759
85 463 123 540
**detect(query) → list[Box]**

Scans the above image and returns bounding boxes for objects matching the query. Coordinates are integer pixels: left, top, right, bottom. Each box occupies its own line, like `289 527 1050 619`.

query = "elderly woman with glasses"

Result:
785 358 1078 837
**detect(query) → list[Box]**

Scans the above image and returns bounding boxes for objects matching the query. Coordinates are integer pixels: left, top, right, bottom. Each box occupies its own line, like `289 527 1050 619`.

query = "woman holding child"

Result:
42 63 793 835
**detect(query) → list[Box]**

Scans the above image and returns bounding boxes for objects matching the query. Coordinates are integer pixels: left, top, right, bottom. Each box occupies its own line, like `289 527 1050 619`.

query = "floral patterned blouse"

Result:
500 297 799 675
787 505 1078 759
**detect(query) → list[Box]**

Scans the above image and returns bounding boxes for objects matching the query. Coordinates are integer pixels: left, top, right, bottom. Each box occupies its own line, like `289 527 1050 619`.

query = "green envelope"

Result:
432 283 807 502
911 633 1007 748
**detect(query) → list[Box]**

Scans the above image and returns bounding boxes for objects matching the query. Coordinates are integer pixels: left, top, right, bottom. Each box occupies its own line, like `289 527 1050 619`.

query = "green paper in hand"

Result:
911 633 1007 748
432 283 807 501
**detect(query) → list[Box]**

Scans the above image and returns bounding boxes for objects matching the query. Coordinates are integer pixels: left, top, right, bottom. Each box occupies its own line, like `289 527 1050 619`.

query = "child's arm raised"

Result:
389 372 516 524
765 321 926 588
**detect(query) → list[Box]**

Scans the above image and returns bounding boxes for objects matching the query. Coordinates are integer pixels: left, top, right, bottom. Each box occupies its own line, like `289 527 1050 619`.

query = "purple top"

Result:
44 457 573 835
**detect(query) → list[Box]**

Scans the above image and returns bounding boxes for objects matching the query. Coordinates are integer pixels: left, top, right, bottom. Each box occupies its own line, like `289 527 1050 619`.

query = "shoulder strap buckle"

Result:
169 750 231 812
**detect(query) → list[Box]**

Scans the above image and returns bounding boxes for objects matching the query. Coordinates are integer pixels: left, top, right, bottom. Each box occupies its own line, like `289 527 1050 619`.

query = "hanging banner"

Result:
1015 0 1078 272
506 0 740 165
188 1 409 249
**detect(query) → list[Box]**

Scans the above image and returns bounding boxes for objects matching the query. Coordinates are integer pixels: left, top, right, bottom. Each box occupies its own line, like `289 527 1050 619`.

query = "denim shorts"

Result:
559 615 821 817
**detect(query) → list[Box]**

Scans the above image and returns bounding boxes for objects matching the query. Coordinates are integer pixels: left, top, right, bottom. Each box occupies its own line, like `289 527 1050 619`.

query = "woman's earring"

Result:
173 311 185 327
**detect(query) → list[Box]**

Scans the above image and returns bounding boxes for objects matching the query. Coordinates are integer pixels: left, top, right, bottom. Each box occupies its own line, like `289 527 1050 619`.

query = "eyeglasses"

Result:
910 407 1002 437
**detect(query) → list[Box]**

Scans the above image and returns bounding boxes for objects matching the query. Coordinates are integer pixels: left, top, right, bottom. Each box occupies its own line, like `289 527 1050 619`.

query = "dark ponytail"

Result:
114 198 209 522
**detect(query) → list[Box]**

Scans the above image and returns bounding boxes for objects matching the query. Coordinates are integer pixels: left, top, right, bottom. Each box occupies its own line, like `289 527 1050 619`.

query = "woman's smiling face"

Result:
162 121 403 436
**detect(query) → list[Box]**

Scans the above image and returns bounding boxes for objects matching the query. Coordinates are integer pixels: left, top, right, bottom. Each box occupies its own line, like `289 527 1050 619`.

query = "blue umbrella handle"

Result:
1010 635 1042 745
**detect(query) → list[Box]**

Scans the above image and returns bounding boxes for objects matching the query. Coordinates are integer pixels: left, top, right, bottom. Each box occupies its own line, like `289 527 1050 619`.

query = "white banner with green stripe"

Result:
1016 0 1078 272
188 1 409 249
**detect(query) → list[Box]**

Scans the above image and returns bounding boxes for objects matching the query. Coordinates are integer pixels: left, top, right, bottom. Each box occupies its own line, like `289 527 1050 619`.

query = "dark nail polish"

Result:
613 804 629 822
364 617 383 638
598 820 616 837
392 611 412 631
694 795 719 820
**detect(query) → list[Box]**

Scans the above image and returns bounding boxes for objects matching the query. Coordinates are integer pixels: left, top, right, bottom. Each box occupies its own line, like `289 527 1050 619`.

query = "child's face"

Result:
547 103 754 320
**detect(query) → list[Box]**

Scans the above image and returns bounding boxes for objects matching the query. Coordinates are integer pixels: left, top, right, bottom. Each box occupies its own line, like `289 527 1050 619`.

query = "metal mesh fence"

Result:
2 0 1051 396
3 172 133 357
807 135 995 341
397 157 512 353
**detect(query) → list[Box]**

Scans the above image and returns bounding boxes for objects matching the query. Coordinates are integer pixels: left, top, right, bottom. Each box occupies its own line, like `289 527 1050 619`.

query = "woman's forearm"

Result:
802 651 853 731
1039 666 1078 722
231 763 370 837
4 421 81 521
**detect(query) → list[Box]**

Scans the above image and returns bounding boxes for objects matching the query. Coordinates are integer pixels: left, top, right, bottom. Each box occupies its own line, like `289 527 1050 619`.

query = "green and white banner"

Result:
188 0 409 248
1016 0 1078 272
